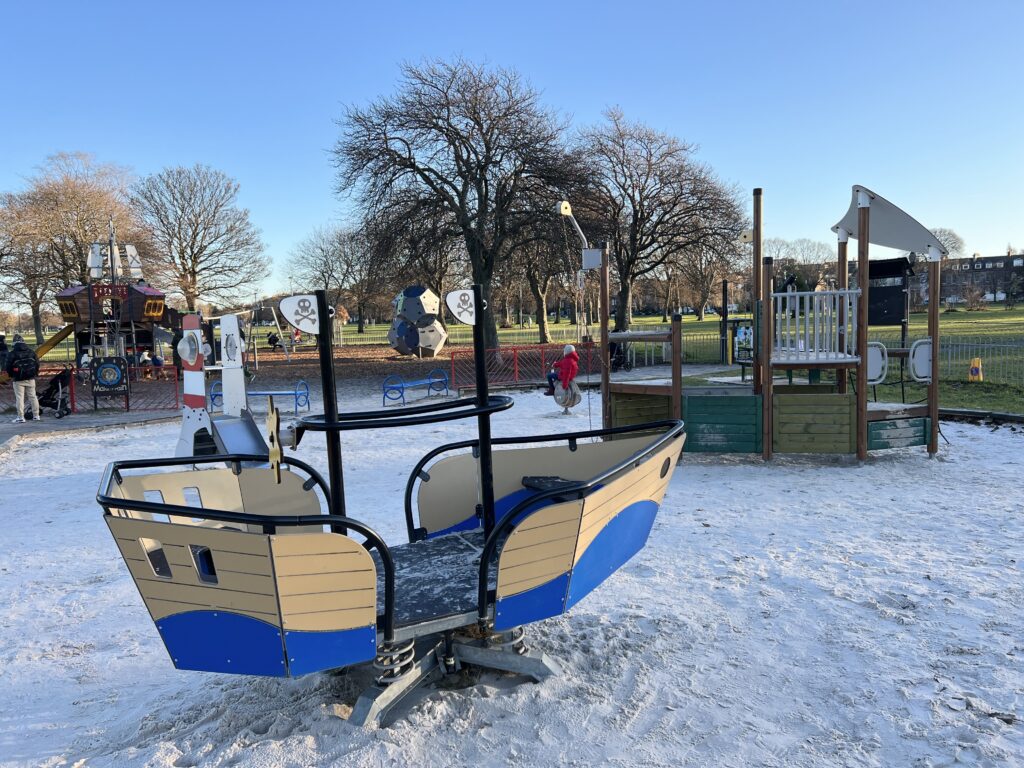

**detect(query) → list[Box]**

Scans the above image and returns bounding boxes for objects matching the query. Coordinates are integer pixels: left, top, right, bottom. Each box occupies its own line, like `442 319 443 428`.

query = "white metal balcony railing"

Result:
771 288 861 364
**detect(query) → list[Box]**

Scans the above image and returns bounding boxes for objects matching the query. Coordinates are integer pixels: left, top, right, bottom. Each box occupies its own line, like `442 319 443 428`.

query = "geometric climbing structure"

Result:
387 286 448 358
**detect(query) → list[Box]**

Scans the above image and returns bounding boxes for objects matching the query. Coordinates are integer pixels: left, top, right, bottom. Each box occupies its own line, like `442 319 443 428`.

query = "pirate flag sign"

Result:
280 295 320 335
445 288 481 326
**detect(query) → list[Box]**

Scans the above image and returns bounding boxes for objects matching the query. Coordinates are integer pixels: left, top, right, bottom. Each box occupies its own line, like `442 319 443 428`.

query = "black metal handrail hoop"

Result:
319 395 486 421
296 395 513 434
97 475 397 643
403 420 686 542
475 420 684 619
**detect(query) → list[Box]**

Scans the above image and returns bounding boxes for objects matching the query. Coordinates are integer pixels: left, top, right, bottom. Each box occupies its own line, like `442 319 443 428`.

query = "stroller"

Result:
38 367 72 418
609 341 633 372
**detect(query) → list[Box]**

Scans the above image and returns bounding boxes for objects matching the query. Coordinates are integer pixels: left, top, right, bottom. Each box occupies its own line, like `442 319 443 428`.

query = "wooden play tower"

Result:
609 185 944 460
753 186 944 460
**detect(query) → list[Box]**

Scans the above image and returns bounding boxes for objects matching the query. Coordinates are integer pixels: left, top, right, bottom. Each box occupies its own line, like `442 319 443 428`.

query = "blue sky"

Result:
2 1 1022 295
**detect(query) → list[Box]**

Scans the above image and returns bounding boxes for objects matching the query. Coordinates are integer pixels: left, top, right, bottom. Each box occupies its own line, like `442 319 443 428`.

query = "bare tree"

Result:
1004 274 1022 310
963 284 986 311
676 239 743 321
286 226 349 308
365 191 467 316
335 229 388 333
578 108 745 330
16 153 144 288
131 165 267 310
334 58 583 347
931 228 965 260
773 238 834 291
0 231 53 344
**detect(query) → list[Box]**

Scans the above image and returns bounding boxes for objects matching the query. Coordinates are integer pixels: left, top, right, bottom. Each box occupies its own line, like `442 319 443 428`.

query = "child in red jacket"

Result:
546 344 579 395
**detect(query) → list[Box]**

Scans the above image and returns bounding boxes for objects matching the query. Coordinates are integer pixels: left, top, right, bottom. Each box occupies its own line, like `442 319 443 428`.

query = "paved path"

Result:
0 410 178 455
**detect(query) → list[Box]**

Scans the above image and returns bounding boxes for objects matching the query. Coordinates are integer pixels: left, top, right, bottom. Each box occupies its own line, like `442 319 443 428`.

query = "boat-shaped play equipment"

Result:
98 286 684 725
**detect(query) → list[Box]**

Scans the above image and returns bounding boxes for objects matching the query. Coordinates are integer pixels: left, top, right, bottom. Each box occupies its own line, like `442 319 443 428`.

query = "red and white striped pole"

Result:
181 314 206 410
174 314 213 457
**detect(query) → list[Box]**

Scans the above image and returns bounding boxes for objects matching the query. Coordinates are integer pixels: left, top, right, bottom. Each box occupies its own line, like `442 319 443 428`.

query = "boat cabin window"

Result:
139 538 173 579
189 545 218 584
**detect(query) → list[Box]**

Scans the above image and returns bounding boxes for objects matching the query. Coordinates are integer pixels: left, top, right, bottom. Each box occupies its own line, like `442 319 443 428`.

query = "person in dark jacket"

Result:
0 334 8 372
4 334 41 423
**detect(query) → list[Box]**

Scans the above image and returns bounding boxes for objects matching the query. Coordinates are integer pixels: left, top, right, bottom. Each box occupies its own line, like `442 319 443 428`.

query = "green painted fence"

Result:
683 392 762 453
867 417 930 450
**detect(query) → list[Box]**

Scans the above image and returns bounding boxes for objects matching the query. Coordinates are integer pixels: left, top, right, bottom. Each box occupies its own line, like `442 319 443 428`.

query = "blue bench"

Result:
210 379 311 415
382 369 449 406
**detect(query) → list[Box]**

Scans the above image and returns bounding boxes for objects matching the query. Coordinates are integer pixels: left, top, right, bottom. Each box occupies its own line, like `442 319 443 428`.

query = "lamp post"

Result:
558 200 591 343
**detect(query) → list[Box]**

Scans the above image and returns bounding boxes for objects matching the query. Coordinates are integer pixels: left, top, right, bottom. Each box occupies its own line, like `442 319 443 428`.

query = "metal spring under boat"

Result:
487 625 527 655
373 639 416 685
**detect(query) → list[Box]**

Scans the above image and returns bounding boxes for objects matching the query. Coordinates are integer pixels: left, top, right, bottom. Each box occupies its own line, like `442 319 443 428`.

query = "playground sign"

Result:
91 284 129 300
279 295 320 335
582 248 603 270
734 326 754 363
445 289 477 325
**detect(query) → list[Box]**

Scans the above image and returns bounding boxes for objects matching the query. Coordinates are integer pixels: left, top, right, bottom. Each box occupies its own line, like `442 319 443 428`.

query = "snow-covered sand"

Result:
1 390 1021 767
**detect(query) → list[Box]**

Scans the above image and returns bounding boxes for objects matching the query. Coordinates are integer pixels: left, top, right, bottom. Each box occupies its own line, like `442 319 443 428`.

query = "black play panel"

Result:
868 257 914 326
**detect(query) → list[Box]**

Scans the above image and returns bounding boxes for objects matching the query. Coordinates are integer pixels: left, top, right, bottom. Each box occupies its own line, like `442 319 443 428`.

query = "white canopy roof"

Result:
831 186 947 259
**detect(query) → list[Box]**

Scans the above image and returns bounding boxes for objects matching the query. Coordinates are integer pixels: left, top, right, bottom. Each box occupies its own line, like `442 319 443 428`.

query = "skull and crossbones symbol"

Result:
455 292 473 319
293 298 315 325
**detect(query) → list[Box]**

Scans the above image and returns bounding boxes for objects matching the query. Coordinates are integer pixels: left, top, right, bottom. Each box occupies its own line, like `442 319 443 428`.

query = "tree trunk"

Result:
695 289 711 322
357 302 366 333
614 279 633 331
32 304 45 347
527 277 550 345
553 296 560 324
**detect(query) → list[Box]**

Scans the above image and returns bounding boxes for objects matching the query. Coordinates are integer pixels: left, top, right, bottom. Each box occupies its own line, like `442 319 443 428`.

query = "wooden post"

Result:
761 256 773 460
752 188 763 395
837 232 848 394
670 314 682 420
856 197 870 461
720 279 729 363
928 258 940 455
600 241 611 431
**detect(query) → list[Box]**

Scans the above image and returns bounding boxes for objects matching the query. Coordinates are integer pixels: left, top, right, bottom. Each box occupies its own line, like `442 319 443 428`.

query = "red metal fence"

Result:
449 343 599 390
0 366 179 415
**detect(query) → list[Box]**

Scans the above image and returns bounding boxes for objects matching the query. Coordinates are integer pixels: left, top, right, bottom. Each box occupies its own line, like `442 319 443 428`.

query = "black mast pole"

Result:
471 284 496 536
315 290 346 529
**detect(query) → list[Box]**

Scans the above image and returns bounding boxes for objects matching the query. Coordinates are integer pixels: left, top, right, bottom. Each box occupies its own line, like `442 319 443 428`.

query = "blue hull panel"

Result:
156 611 378 677
493 572 570 631
285 625 377 676
157 611 287 677
565 500 659 611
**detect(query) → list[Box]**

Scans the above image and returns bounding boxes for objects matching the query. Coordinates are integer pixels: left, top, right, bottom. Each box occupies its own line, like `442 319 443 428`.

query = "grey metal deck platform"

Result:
372 531 485 629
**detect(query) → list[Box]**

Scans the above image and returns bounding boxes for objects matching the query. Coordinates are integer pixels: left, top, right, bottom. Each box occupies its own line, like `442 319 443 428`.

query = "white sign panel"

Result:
445 289 476 325
280 295 320 335
582 248 603 270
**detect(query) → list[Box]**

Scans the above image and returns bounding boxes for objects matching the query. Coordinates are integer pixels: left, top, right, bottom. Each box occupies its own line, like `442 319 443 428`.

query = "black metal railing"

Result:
295 395 514 437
